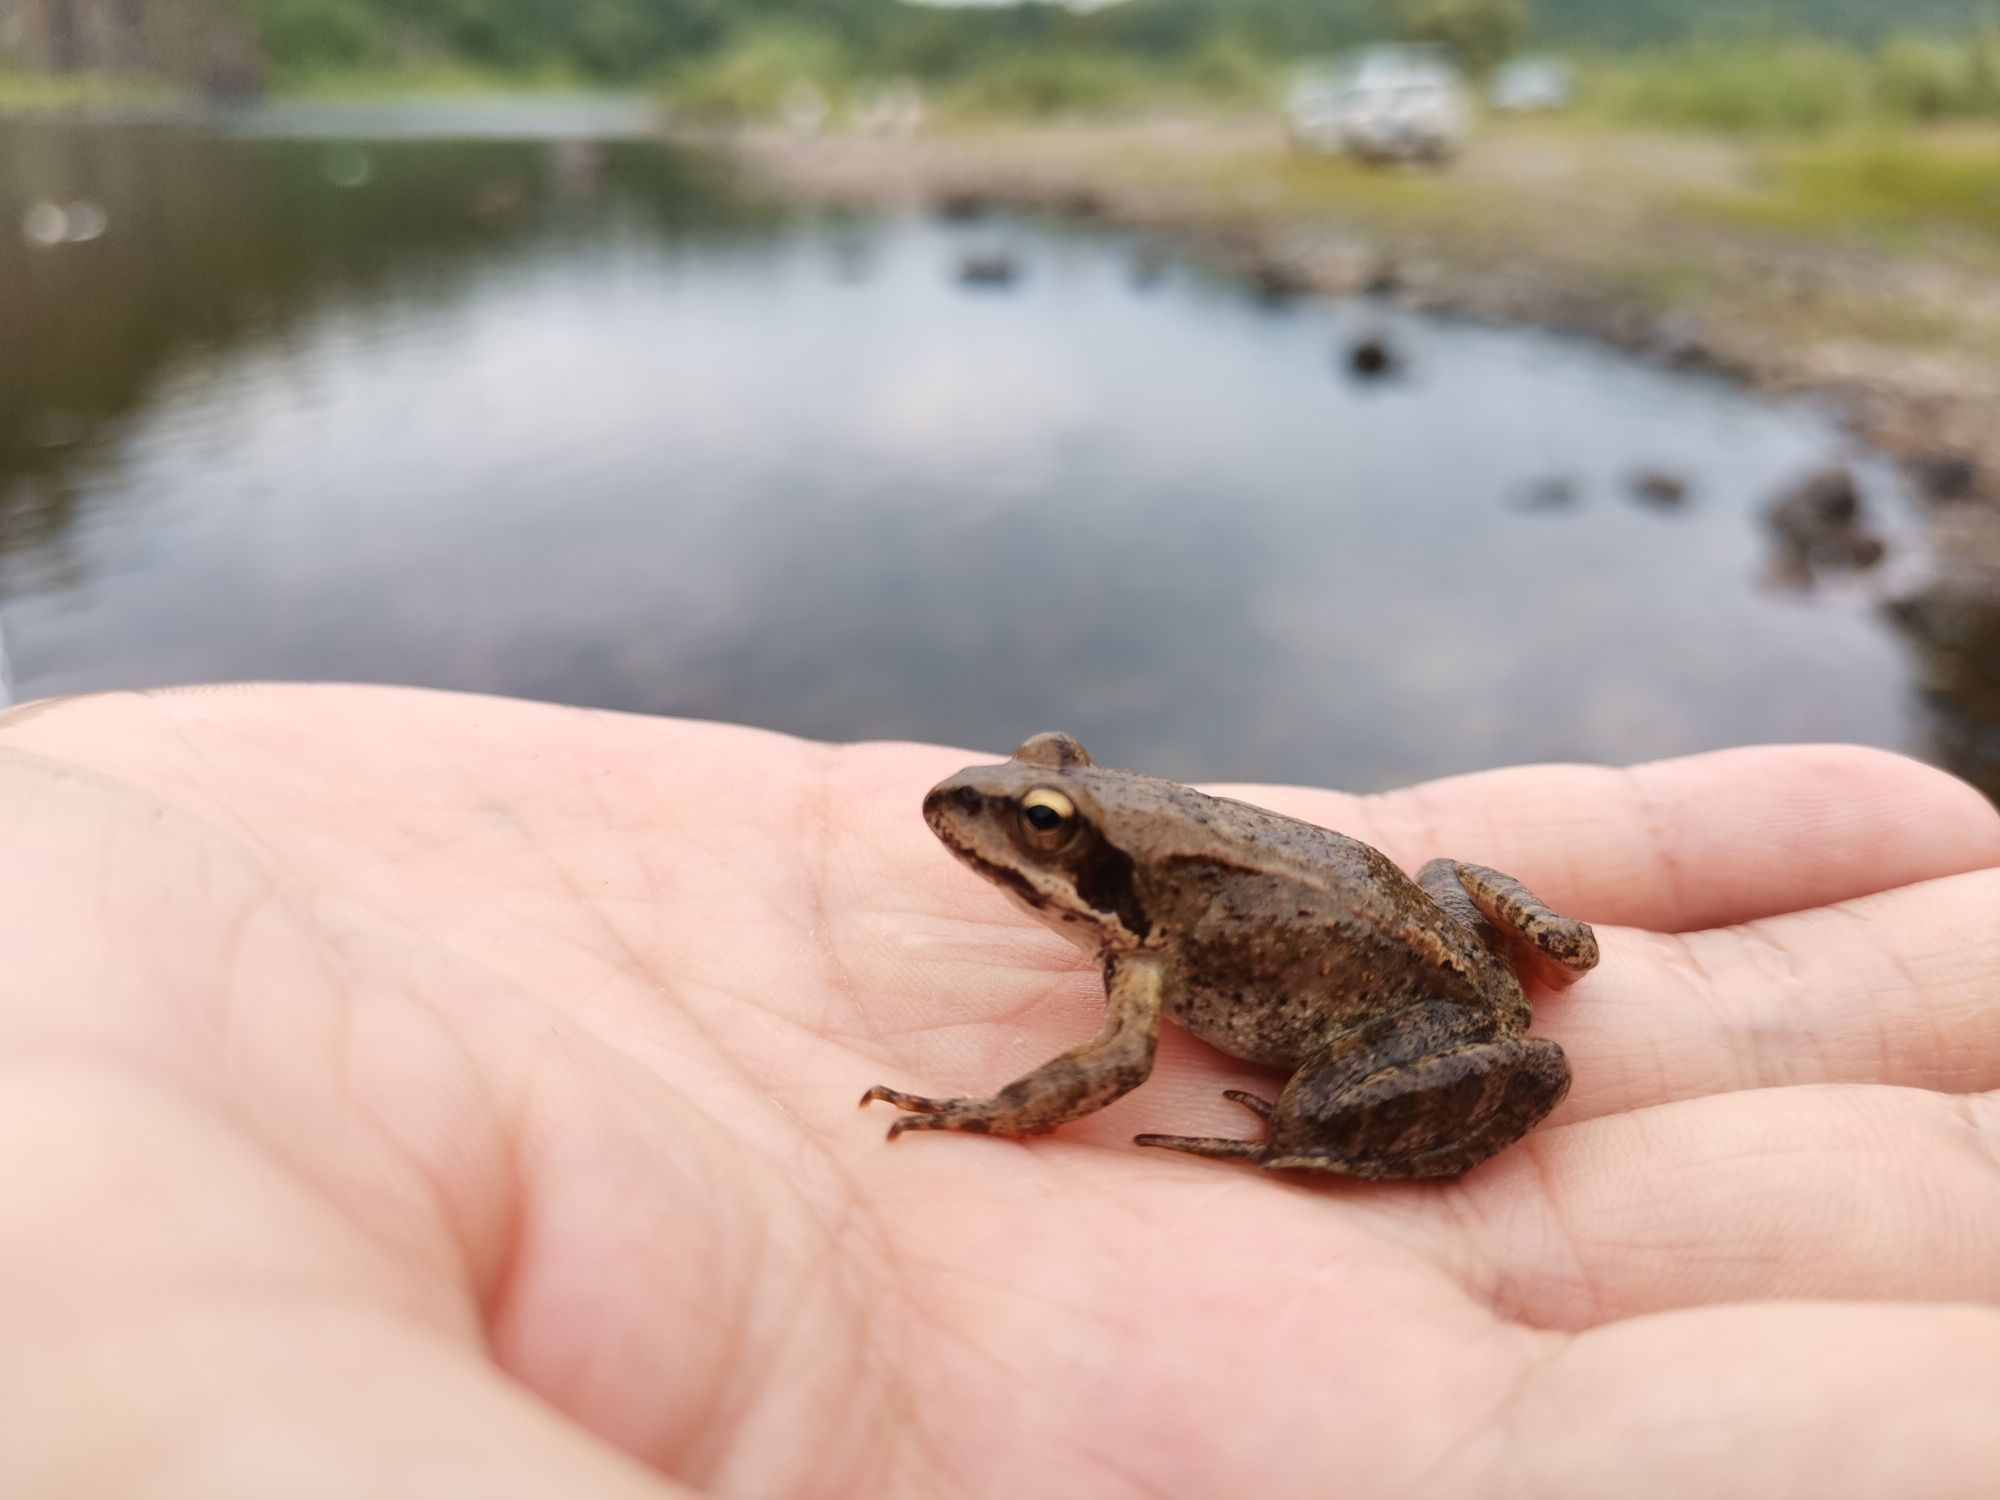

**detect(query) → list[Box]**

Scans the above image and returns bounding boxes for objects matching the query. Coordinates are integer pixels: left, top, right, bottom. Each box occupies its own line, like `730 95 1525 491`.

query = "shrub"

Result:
662 24 850 123
944 50 1150 119
1588 43 1874 132
1875 35 1972 120
259 0 391 76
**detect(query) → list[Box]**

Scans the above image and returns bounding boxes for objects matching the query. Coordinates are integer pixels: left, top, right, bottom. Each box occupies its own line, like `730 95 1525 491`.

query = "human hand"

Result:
1 686 1996 1498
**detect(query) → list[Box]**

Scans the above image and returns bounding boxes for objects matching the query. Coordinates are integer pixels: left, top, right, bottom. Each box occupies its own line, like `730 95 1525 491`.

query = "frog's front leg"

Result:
861 953 1164 1140
1418 858 1599 985
1136 1000 1569 1180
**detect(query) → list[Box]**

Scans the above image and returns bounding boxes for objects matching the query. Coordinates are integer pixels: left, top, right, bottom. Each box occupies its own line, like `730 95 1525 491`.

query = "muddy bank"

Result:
708 119 2000 797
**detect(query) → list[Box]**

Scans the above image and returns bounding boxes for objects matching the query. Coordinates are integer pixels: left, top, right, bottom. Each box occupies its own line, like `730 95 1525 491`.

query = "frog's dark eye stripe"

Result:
1018 788 1078 851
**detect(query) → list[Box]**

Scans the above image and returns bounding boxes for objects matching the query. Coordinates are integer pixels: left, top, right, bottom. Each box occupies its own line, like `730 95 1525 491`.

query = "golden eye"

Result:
1018 787 1078 851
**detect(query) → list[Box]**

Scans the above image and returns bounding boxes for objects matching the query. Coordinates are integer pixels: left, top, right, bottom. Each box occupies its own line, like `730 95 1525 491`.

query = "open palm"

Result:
2 685 1997 1498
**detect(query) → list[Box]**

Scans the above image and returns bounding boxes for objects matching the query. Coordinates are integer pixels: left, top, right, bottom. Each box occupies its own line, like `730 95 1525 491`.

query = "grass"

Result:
1688 128 2000 245
270 61 597 98
1579 35 2000 135
658 24 851 123
0 68 184 114
657 28 1274 126
1580 42 1876 133
934 42 1272 122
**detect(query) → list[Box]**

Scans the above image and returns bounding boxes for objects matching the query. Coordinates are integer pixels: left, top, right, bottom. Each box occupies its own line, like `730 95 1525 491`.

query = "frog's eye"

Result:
1017 787 1080 852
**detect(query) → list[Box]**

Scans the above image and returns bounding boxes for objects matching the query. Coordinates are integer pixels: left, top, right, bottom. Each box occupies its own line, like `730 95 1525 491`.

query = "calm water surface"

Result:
0 111 1960 789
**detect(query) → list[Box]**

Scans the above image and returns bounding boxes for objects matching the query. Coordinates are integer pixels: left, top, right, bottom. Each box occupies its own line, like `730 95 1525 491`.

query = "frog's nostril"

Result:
924 782 985 825
923 783 974 821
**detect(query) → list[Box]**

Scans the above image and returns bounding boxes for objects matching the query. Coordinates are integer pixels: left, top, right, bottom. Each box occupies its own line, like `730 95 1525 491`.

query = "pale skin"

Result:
2 686 1999 1498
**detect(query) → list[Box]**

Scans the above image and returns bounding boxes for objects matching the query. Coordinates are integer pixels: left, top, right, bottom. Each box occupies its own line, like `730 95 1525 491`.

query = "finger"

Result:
17 699 1995 947
855 781 2000 1133
1441 1083 2000 1331
1550 869 2000 1121
1229 744 2000 934
1491 1302 2000 1500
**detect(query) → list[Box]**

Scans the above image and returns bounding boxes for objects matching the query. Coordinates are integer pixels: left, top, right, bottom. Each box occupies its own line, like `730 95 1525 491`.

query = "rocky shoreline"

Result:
709 121 2000 797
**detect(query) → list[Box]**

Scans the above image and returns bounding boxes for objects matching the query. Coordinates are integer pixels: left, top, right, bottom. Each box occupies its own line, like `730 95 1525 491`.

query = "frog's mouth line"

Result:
931 816 1151 944
933 829 1047 911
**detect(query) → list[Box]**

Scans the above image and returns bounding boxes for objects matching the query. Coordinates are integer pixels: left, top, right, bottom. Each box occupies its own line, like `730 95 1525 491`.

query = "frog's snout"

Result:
922 777 986 836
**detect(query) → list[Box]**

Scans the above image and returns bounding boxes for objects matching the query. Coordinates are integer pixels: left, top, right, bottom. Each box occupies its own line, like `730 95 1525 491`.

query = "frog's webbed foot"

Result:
1417 858 1599 988
861 954 1164 1143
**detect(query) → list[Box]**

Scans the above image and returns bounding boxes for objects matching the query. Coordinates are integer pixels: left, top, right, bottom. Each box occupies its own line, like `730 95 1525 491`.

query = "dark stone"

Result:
1629 469 1690 508
1512 476 1580 513
936 190 991 222
1249 258 1311 304
1345 335 1399 380
1762 464 1889 583
1768 466 1861 539
1906 451 1979 504
1057 187 1108 220
957 251 1021 289
1363 260 1403 298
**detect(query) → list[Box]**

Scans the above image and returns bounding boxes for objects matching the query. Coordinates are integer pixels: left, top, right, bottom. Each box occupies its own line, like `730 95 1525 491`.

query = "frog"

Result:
860 732 1599 1179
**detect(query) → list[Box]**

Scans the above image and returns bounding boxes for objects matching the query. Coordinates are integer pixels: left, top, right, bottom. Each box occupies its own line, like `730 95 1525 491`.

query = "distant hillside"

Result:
1526 0 1996 46
216 0 2000 88
933 0 1999 56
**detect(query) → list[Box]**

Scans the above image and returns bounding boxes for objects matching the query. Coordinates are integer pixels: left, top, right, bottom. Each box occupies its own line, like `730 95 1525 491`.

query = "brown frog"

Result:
862 733 1599 1179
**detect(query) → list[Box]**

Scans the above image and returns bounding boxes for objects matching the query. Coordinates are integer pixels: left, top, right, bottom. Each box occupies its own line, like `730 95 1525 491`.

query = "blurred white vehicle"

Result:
1490 58 1574 113
853 77 926 137
1287 46 1471 165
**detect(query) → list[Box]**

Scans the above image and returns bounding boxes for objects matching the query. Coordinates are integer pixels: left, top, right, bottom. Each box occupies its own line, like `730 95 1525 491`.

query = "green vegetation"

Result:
0 68 185 113
237 0 2000 88
656 23 1277 124
14 0 2000 137
661 25 852 121
216 0 2000 141
659 22 2000 132
1388 0 1527 76
1584 34 2000 133
1527 0 1993 49
1693 130 2000 242
1584 43 1875 133
941 41 1273 118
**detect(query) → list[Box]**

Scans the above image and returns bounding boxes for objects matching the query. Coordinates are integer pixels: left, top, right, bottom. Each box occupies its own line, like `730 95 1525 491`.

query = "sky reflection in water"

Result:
0 123 1932 789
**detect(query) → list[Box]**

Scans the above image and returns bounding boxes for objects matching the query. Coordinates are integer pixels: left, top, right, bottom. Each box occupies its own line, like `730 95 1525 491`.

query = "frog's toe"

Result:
859 1084 951 1114
1221 1089 1277 1121
863 1089 1015 1139
887 1112 993 1139
1134 1131 1268 1163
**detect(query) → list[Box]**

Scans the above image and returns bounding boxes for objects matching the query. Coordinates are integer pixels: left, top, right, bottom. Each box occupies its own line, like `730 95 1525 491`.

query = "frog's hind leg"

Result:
1418 858 1599 986
1138 1001 1569 1180
1263 1002 1570 1180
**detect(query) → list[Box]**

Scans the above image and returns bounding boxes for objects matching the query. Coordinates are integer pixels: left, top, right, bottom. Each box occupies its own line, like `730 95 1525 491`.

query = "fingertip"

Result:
1635 743 2000 919
1719 743 1998 839
1340 743 1999 934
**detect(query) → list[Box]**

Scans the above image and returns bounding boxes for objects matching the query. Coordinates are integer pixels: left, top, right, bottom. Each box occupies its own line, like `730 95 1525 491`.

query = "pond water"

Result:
0 110 1966 791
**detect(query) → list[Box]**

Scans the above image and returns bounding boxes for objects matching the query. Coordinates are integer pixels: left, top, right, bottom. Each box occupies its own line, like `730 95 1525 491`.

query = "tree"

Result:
1384 0 1527 74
